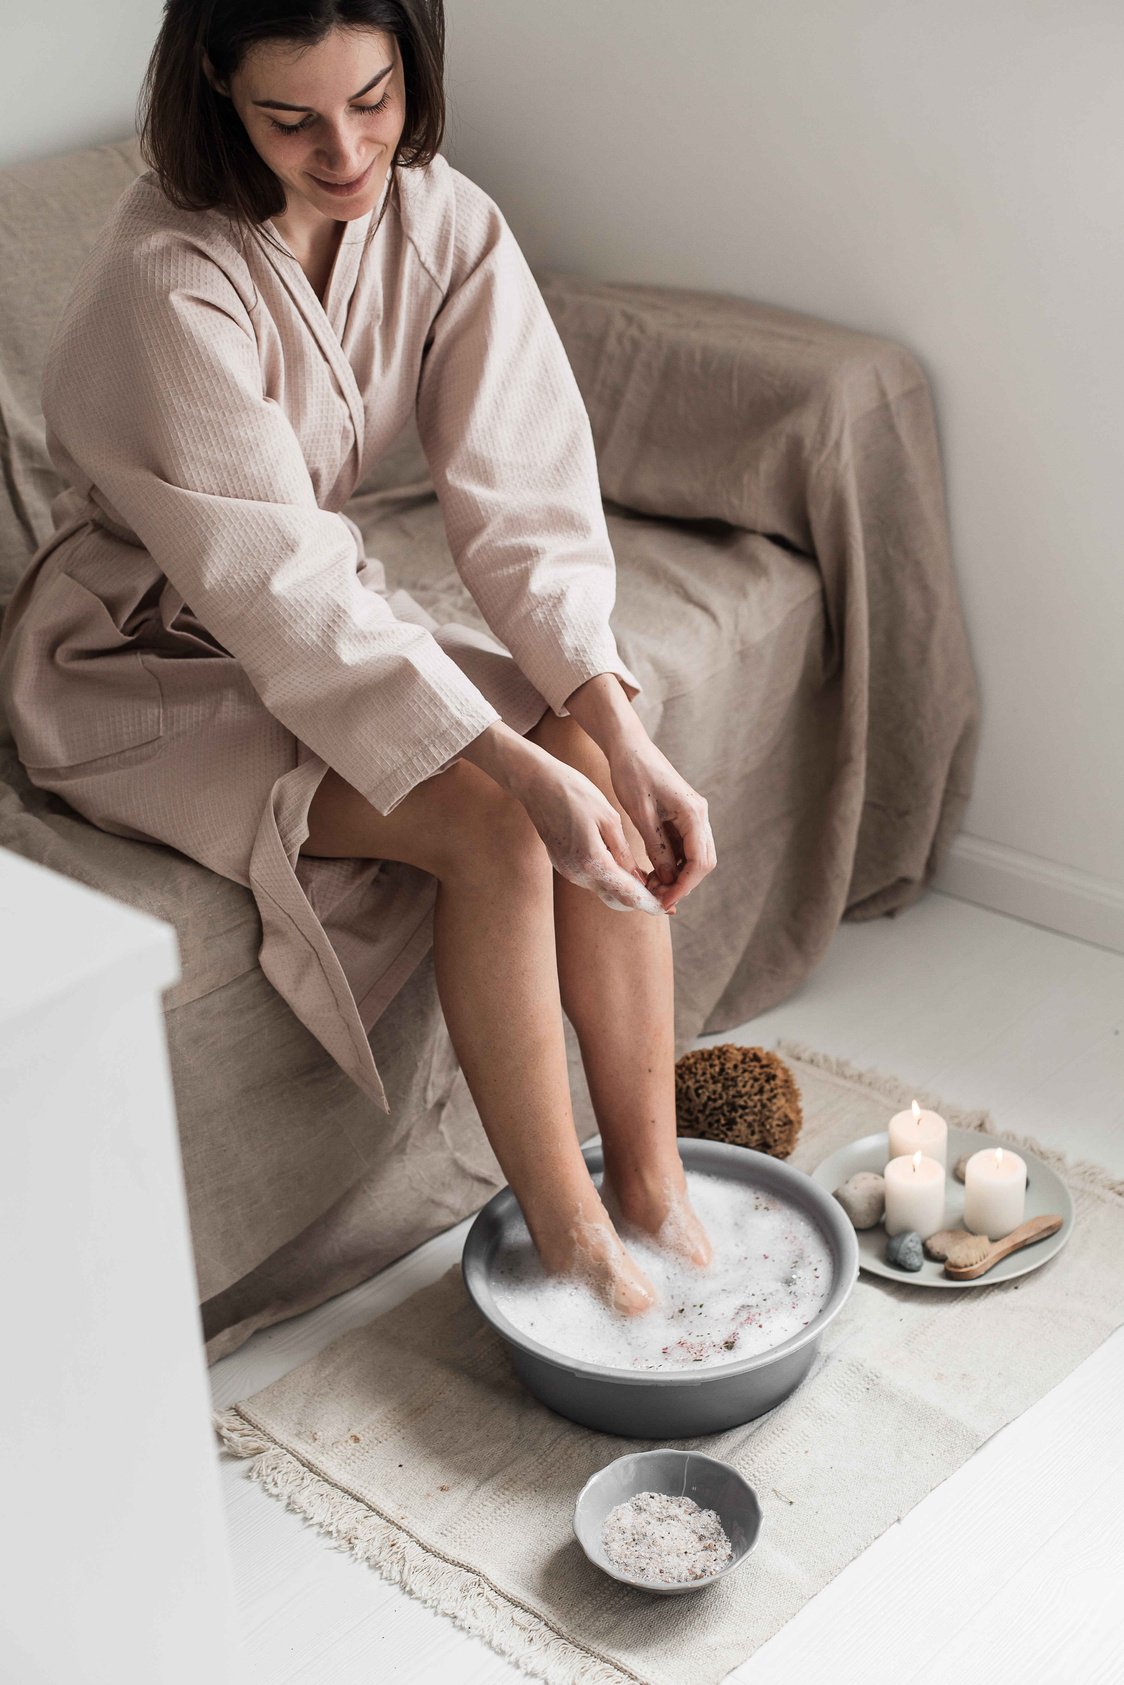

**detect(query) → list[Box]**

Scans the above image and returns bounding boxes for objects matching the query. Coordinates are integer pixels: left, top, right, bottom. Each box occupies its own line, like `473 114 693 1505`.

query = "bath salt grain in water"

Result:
489 1169 834 1372
602 1490 735 1585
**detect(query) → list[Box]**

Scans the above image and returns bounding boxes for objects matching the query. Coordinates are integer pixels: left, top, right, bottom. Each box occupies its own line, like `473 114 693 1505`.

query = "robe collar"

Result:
256 173 392 491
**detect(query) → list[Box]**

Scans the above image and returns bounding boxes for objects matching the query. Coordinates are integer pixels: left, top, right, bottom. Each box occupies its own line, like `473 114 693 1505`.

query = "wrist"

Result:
458 718 546 796
562 671 645 753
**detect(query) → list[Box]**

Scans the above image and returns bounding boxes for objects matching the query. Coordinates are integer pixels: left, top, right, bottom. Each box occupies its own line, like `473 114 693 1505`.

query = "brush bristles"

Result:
922 1227 992 1266
923 1228 970 1261
945 1232 993 1267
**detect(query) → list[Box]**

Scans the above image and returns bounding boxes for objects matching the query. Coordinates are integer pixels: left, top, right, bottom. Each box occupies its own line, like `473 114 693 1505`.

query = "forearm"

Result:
458 718 548 796
561 672 647 754
458 671 643 797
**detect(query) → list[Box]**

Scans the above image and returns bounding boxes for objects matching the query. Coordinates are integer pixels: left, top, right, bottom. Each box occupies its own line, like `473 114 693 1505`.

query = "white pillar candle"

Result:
963 1146 1027 1239
887 1099 948 1171
883 1150 946 1239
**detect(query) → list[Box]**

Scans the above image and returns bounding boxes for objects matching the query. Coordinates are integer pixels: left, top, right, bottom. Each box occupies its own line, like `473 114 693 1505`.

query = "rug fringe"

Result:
211 1406 644 1685
775 1038 1124 1200
212 1405 277 1458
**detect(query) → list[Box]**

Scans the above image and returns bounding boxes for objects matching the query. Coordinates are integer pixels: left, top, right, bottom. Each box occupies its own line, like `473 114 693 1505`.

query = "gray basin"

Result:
461 1138 859 1437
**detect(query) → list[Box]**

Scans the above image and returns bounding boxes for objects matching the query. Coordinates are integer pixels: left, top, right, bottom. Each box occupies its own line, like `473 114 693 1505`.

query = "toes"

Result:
612 1278 659 1317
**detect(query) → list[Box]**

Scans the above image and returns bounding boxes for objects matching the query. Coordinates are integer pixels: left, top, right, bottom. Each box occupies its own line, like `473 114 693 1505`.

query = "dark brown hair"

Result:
137 0 445 254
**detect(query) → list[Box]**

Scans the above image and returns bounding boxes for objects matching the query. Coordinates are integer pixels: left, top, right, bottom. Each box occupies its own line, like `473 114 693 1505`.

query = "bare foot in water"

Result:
540 1208 660 1317
604 1171 715 1272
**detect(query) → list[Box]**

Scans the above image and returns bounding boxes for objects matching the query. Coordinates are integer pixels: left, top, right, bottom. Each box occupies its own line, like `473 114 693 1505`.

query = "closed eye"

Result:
268 91 392 134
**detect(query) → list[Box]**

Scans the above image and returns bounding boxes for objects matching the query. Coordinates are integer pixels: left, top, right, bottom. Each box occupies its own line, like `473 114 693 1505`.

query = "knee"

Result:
433 760 551 890
528 708 607 783
529 711 652 871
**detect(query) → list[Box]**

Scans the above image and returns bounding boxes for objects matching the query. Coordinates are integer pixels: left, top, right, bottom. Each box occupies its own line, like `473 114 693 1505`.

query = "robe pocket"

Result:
15 569 165 769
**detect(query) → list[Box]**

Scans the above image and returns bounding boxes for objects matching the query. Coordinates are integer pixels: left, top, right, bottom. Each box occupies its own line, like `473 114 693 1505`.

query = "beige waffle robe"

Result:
0 155 641 1110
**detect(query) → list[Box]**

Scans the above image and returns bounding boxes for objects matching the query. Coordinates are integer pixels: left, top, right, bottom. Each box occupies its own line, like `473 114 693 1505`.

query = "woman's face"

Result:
206 26 406 247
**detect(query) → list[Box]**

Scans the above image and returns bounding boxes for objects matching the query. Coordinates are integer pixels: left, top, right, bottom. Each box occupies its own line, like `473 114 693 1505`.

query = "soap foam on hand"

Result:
488 1170 833 1372
580 857 665 915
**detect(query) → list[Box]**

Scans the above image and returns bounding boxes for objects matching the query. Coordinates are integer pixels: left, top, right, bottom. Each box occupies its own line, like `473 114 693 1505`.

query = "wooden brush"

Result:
943 1214 1063 1280
924 1228 991 1266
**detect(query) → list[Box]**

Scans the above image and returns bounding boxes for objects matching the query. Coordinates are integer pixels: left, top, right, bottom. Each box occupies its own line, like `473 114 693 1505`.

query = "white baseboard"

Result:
932 833 1124 956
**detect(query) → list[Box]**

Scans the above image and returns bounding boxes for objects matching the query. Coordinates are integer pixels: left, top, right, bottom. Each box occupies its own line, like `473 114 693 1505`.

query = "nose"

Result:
313 128 366 175
315 161 365 182
316 151 360 172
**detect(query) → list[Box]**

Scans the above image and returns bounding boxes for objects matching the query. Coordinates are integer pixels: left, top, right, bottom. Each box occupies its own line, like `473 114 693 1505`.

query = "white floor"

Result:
210 889 1124 1684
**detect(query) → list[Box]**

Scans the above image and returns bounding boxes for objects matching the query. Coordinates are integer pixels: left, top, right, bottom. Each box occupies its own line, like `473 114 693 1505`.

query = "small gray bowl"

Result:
462 1137 859 1437
574 1448 762 1595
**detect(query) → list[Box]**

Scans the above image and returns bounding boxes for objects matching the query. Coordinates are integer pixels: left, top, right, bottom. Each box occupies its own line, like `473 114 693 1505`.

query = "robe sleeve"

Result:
40 226 503 816
413 168 643 719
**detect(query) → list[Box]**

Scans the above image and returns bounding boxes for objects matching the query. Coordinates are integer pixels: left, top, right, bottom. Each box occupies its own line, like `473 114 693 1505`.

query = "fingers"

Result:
603 742 717 915
643 818 679 886
598 817 665 914
603 813 647 887
558 813 664 915
651 801 717 914
585 858 665 914
605 784 677 896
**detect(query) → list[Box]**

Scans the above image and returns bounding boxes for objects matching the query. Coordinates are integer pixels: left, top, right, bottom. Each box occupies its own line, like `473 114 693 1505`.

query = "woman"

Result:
0 1 718 1315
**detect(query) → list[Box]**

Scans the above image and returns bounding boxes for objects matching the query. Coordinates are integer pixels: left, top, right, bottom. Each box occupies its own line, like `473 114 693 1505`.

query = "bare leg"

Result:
300 759 660 1315
527 715 714 1270
430 819 661 1316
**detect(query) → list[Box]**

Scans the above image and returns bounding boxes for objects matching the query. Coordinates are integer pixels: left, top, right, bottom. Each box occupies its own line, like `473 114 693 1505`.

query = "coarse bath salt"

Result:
489 1169 834 1372
601 1490 734 1584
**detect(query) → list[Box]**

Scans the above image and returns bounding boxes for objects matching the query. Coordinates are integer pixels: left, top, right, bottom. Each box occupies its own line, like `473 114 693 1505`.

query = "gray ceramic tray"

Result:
810 1125 1074 1288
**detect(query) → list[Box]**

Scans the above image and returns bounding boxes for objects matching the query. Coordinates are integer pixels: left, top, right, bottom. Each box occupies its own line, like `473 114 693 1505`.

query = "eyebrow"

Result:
252 62 393 112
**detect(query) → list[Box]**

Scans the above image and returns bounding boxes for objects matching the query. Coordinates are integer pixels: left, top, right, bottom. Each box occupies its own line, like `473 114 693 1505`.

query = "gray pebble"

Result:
885 1230 925 1271
832 1171 885 1229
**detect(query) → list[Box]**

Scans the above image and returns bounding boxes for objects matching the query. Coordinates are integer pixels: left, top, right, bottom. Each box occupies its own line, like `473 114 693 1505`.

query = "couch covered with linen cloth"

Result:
0 135 979 1362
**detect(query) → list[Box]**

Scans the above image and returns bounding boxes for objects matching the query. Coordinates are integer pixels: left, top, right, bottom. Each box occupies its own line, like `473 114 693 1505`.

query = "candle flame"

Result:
911 1150 922 1171
995 1147 1004 1166
911 1099 921 1121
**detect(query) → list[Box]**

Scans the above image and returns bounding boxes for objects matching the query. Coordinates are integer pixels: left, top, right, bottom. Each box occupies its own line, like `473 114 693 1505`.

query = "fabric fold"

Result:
538 272 980 924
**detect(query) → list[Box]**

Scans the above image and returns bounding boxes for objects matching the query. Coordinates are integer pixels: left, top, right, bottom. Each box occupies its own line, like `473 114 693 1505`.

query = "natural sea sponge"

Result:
833 1172 885 1229
675 1045 802 1158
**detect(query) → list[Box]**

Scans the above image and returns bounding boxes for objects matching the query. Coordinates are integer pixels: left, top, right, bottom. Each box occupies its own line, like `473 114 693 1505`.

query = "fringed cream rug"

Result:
213 1042 1124 1685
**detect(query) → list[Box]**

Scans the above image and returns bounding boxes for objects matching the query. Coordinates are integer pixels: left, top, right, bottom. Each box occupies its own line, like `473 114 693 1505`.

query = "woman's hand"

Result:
557 672 718 915
514 753 668 916
604 736 717 915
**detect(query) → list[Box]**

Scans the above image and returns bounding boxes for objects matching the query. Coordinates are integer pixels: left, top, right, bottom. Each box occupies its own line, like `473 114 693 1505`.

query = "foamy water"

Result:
488 1170 834 1372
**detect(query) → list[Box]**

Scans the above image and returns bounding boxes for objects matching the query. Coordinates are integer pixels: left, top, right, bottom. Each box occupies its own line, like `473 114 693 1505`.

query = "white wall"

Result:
3 2 1122 946
1 0 158 165
442 0 1124 948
